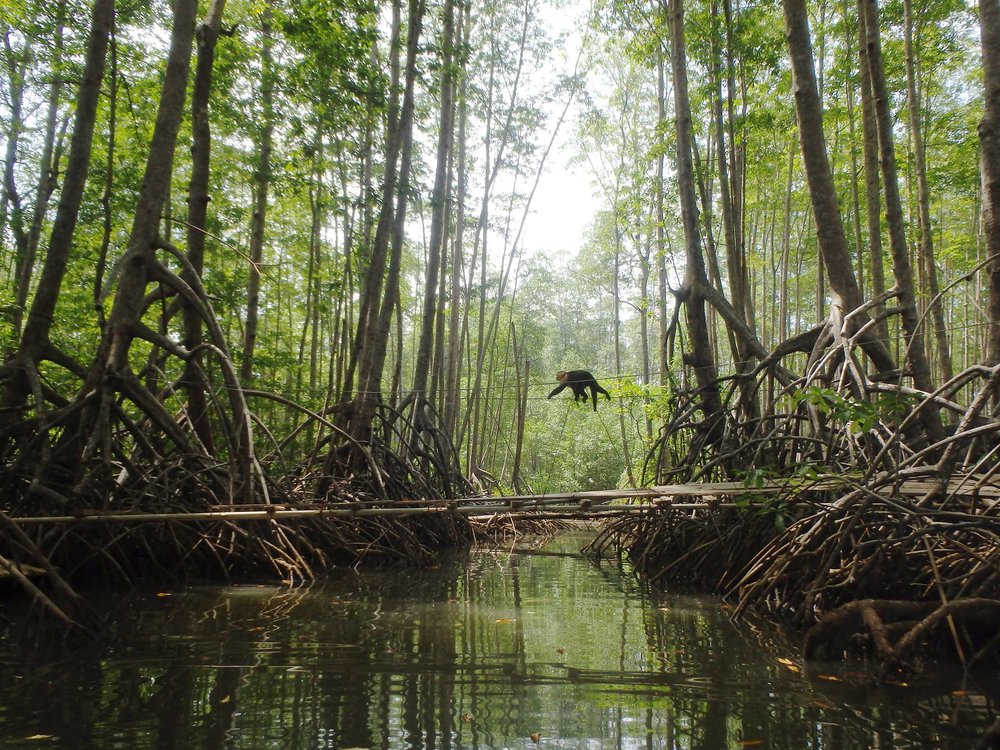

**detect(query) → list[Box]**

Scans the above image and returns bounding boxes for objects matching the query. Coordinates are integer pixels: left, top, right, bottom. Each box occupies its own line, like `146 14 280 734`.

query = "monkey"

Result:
547 370 611 411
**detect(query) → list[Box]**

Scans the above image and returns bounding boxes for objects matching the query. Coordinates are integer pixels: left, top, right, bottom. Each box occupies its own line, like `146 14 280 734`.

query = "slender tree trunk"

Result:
3 0 112 414
240 2 274 384
979 0 1000 364
349 0 425 445
668 0 722 433
656 49 669 387
444 3 469 437
612 229 635 484
510 327 528 494
411 0 455 409
342 3 403 401
712 0 747 334
842 0 864 299
861 0 942 440
778 143 794 342
95 28 117 309
183 0 227 452
903 0 952 384
13 2 65 337
94 0 196 369
308 146 324 396
1 33 29 292
639 233 653 440
857 1 889 348
466 0 532 472
782 0 895 371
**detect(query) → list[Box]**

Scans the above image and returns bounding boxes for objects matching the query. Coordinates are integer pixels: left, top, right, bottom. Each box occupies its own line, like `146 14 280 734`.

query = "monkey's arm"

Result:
548 384 566 399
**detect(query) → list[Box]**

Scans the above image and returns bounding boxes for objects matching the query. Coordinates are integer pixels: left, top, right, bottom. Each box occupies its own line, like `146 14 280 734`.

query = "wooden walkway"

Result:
6 475 999 526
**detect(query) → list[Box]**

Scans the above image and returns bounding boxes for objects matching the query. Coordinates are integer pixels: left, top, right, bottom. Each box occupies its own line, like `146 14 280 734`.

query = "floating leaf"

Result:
219 696 231 704
740 740 764 747
556 648 565 655
495 618 514 624
952 690 967 697
156 592 171 597
884 680 909 688
461 713 474 722
817 674 841 682
530 732 541 743
24 736 53 741
777 657 795 666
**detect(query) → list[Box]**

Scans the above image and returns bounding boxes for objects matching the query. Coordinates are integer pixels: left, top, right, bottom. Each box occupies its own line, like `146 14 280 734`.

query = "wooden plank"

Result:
5 476 999 526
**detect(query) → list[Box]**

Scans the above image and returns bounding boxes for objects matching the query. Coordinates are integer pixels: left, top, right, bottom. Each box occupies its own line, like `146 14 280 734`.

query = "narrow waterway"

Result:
0 529 994 749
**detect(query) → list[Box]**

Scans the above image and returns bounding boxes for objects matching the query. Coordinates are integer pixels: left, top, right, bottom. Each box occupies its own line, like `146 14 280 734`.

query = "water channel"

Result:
0 529 995 749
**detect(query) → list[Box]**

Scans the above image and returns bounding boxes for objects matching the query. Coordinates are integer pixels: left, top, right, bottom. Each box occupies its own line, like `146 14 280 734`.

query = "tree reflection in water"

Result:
0 530 994 749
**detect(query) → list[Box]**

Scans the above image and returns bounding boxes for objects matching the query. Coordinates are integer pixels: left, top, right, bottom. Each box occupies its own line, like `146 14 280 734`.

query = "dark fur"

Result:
547 370 611 411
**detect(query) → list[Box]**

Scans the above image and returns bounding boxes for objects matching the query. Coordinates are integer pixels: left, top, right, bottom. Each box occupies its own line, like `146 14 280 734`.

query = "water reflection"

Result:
0 531 995 749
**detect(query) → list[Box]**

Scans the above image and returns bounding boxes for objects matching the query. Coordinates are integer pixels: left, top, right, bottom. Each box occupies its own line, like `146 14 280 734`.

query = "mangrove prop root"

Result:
614 312 1000 674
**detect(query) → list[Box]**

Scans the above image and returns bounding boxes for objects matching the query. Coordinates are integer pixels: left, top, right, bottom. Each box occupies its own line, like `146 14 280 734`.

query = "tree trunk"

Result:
778 142 794 342
860 0 942 439
444 3 469 437
612 228 635 485
782 0 895 371
668 0 723 434
183 0 227 452
1 32 30 306
639 232 653 440
656 50 669 387
713 0 747 335
349 0 425 446
92 0 196 373
342 0 403 401
903 0 952 384
510 327 528 494
240 2 274 384
857 2 889 348
978 0 1000 364
13 1 65 337
411 0 455 409
3 0 112 415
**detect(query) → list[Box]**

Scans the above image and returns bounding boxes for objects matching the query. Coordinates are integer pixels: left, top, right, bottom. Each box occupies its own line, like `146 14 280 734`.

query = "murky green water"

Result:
0 530 994 749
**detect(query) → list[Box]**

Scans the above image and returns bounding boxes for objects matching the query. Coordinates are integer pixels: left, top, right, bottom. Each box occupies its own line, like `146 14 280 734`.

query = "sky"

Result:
516 1 603 262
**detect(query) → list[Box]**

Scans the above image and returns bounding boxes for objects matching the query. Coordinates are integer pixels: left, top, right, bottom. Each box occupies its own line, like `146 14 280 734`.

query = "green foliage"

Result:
790 386 915 433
